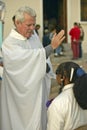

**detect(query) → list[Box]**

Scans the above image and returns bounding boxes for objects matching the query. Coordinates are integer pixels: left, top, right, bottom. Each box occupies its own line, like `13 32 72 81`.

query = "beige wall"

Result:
3 0 43 40
67 0 87 53
67 0 80 42
2 0 87 52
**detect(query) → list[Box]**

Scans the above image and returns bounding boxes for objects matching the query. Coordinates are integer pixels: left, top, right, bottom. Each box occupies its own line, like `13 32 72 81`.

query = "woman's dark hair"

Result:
56 61 87 109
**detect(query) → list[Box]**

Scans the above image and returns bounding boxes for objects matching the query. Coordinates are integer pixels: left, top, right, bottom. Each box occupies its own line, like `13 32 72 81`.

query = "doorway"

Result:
43 0 67 42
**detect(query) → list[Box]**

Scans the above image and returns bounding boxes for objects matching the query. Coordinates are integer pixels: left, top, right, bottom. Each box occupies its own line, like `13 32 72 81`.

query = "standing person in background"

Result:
54 25 64 57
69 22 80 60
48 24 64 57
42 29 51 47
47 61 87 130
0 6 65 130
78 23 84 58
35 24 40 35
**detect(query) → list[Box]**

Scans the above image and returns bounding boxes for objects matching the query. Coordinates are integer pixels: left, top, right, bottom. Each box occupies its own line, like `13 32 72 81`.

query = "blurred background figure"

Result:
69 22 80 60
54 25 64 57
35 24 40 35
42 29 51 47
48 24 64 57
78 23 84 58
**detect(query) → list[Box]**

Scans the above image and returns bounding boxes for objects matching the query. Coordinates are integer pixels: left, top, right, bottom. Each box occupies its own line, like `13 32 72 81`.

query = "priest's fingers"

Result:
51 30 65 49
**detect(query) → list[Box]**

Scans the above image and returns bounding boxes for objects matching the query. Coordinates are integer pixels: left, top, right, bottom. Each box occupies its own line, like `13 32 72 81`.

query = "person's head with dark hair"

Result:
56 61 87 109
74 22 78 26
35 24 40 35
48 24 56 33
56 61 80 87
35 24 40 29
55 25 62 34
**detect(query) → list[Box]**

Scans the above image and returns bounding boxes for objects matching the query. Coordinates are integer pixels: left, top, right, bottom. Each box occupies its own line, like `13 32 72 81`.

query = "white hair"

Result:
14 6 36 22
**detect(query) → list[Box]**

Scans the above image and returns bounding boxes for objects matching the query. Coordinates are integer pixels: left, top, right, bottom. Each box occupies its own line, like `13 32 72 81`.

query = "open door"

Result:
43 0 67 42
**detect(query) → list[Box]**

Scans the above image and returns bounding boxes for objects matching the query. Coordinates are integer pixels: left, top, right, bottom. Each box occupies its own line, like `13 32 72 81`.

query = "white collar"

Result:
62 83 74 92
10 29 27 40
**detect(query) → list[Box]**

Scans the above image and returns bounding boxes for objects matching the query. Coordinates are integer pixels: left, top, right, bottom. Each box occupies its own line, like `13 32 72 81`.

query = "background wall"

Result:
2 0 87 53
67 0 80 42
67 0 87 53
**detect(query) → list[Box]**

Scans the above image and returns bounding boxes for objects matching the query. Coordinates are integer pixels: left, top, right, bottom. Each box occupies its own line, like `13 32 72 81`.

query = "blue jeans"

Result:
55 46 62 54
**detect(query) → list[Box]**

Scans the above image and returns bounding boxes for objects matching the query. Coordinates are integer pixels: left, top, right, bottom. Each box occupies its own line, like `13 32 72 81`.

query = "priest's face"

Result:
16 13 36 38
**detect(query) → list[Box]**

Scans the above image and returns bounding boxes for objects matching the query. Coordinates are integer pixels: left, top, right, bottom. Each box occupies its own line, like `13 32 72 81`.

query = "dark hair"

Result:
56 62 79 83
12 15 16 25
35 24 40 28
12 15 15 22
73 74 87 109
74 22 78 26
56 61 87 109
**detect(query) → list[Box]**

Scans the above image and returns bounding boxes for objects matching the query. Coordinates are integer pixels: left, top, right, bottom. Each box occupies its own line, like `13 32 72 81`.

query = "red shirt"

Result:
69 26 80 42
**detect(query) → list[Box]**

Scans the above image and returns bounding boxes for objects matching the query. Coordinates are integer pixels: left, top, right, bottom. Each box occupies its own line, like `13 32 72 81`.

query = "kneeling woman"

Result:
47 61 87 130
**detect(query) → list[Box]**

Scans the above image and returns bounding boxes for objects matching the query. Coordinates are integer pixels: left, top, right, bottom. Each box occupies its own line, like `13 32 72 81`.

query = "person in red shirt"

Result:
69 22 80 59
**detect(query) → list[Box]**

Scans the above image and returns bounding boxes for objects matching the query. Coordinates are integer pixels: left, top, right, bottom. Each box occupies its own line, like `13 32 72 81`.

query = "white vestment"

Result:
0 29 46 130
28 31 56 130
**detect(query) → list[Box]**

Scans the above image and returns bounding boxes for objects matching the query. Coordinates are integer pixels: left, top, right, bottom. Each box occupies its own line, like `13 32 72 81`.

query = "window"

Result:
80 0 87 21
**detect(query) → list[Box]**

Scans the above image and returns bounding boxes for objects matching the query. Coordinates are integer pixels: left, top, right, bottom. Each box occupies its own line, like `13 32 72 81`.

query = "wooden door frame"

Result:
43 0 67 43
63 0 67 43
